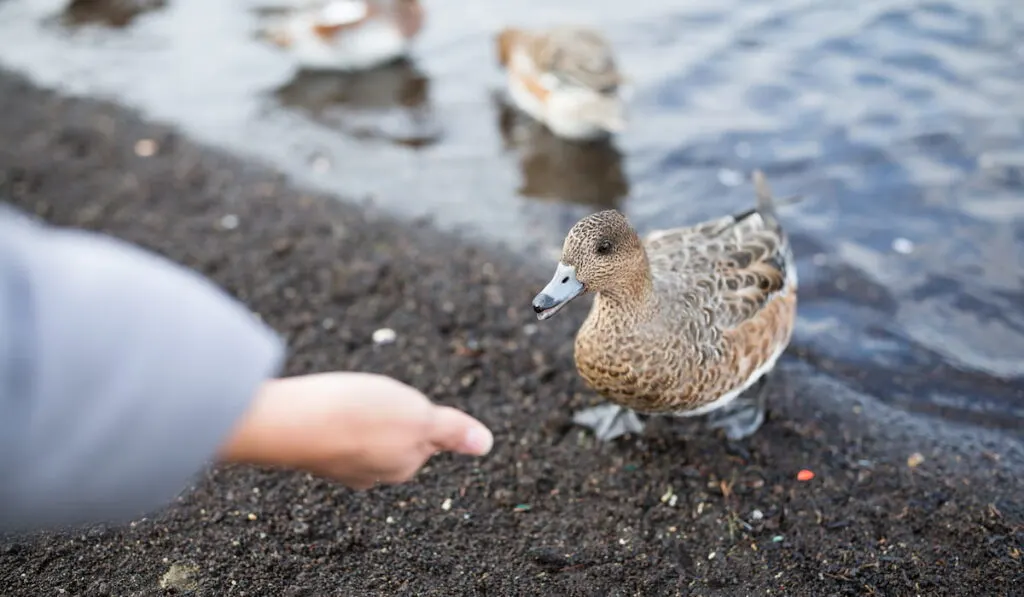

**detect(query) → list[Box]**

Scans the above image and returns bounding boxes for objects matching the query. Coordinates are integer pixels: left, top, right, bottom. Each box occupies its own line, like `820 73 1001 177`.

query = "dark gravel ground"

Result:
0 70 1022 597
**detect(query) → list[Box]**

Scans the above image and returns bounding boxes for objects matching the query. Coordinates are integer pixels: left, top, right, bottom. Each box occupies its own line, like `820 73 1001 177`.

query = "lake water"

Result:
1 0 1021 433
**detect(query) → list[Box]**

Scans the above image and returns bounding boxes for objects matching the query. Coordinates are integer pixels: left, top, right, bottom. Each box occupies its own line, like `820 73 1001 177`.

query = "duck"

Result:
531 171 798 442
265 0 424 72
495 26 627 142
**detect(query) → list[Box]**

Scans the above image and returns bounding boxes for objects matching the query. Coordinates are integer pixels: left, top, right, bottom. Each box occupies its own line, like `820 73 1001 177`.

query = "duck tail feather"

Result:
752 170 779 224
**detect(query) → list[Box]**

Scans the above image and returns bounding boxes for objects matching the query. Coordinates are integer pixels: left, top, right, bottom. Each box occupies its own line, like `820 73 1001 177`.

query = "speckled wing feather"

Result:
525 27 622 92
644 172 793 331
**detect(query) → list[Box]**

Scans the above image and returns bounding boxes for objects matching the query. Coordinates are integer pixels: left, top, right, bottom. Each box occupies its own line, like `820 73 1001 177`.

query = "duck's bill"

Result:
532 262 585 321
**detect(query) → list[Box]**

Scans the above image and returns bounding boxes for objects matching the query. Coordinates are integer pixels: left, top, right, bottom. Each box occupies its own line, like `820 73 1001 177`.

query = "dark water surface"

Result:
1 0 1022 433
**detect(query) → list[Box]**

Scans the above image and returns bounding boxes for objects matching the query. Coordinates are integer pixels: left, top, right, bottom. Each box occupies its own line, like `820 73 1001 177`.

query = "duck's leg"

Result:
704 376 769 441
572 403 645 441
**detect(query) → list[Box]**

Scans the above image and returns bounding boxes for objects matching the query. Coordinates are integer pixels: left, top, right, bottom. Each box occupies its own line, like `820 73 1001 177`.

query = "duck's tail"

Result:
752 170 780 229
717 170 801 236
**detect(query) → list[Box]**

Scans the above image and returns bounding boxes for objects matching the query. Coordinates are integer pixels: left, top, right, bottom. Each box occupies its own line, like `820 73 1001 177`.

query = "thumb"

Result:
426 405 494 456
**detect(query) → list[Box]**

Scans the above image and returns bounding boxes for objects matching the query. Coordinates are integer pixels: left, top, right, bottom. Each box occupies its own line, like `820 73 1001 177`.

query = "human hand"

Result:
217 372 493 489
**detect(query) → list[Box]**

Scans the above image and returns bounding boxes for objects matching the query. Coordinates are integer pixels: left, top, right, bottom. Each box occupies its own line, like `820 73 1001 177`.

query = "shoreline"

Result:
1 69 1021 595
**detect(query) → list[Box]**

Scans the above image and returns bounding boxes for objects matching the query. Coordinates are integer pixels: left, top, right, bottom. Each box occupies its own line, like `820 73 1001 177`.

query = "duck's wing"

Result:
645 172 795 330
526 27 623 93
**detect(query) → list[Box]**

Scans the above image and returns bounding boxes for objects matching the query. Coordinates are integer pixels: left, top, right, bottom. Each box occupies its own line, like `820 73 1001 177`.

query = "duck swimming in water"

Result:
265 0 424 72
495 25 627 142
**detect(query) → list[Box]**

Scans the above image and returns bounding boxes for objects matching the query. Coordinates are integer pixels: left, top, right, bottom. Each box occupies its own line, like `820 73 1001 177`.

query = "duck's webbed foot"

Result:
572 403 645 441
704 376 769 441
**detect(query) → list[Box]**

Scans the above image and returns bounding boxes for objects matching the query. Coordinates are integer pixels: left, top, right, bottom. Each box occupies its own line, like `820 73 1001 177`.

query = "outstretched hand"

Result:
218 372 494 489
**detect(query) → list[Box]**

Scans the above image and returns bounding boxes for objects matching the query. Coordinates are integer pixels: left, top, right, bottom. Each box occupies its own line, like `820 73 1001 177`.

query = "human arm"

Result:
0 206 494 533
0 206 285 532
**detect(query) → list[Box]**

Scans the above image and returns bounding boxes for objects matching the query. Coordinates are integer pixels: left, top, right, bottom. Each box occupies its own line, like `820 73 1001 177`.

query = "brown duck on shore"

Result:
531 171 798 442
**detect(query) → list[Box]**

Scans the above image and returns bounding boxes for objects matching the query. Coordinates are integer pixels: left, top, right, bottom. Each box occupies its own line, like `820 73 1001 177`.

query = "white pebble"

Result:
668 494 678 507
708 551 717 560
311 155 331 173
134 139 157 157
372 328 397 345
751 509 764 521
717 168 744 187
522 324 538 336
385 516 395 524
219 214 239 230
441 498 452 511
892 237 914 254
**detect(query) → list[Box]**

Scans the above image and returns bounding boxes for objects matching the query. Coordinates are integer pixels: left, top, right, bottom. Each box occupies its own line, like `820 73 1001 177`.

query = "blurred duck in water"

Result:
264 0 424 72
495 26 628 142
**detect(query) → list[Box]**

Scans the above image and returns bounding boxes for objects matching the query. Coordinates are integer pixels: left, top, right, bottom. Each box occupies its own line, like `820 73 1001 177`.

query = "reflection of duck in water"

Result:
272 59 440 148
495 99 628 210
495 26 627 142
61 0 166 28
263 0 424 72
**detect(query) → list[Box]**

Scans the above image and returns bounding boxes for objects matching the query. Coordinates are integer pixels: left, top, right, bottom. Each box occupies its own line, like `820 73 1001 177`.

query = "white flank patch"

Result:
320 0 368 26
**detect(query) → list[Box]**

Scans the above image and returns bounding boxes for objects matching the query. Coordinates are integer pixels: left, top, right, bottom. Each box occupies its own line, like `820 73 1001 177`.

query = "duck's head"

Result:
532 209 644 320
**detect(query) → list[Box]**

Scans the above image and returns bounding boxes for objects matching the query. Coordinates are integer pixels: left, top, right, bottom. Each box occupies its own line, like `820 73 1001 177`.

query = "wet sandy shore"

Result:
0 70 1021 596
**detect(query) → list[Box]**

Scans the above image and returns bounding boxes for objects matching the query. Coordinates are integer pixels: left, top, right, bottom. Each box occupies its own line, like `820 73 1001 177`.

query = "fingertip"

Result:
463 425 494 456
430 406 494 456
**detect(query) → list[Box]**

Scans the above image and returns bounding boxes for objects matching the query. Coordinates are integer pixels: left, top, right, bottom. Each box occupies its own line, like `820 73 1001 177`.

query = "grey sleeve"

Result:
0 208 286 533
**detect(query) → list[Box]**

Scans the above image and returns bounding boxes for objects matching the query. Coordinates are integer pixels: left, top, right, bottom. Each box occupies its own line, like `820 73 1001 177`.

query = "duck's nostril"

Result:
561 276 569 283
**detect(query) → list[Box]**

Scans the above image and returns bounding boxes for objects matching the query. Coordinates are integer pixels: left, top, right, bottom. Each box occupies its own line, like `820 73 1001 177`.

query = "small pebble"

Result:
134 139 157 157
892 237 914 254
219 214 239 230
311 155 331 173
372 328 397 345
441 498 452 511
159 564 198 592
797 469 815 482
772 535 784 543
751 509 764 521
907 452 925 468
386 516 395 524
247 513 257 521
708 551 717 560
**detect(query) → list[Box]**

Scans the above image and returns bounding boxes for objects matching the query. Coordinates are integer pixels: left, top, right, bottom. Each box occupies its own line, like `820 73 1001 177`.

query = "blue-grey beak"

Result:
532 262 585 321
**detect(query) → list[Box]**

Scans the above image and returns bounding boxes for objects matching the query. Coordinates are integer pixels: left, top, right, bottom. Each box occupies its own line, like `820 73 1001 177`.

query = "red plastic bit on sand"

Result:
797 469 815 482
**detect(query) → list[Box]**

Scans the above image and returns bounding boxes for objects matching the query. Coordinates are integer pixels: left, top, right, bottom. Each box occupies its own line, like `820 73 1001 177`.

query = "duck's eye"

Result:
596 240 613 255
